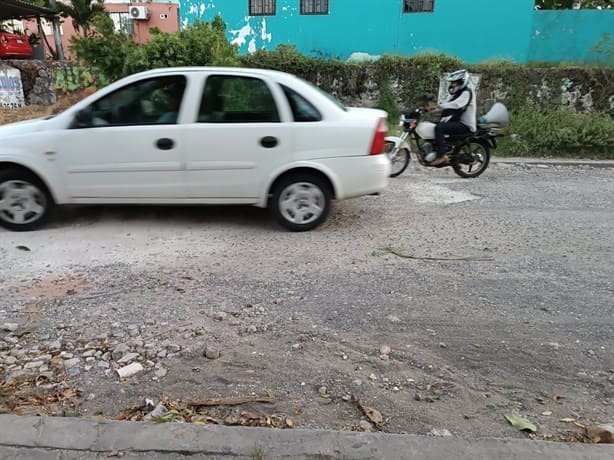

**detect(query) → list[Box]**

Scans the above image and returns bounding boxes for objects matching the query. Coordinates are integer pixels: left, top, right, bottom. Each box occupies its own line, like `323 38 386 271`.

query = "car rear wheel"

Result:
0 170 53 231
271 174 331 232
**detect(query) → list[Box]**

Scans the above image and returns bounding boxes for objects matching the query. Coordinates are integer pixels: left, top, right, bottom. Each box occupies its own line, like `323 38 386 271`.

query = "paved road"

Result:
1 161 613 451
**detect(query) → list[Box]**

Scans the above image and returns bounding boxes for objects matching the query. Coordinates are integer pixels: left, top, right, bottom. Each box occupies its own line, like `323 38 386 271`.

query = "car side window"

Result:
72 76 186 128
281 84 322 122
198 75 280 123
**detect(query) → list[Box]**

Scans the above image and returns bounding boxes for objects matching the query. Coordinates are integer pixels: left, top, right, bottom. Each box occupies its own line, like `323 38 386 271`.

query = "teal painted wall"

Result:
180 0 535 63
528 10 614 64
179 1 614 65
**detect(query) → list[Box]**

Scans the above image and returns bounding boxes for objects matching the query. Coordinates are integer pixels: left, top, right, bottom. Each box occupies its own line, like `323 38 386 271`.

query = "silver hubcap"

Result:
279 182 325 225
0 180 47 225
460 146 485 173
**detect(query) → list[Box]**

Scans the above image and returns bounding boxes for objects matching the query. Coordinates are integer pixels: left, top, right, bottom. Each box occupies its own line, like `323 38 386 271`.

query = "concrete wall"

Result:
529 10 614 65
106 2 181 45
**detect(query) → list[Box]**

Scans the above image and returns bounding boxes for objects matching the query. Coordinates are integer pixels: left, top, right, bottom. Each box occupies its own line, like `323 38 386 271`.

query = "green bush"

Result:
69 14 137 81
70 15 240 81
498 107 614 159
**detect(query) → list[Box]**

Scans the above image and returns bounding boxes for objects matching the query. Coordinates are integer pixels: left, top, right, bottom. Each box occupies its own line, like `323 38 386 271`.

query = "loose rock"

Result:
204 347 221 360
116 362 144 379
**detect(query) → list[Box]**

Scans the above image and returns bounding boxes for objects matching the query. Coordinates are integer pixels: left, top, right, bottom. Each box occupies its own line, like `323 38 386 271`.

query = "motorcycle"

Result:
385 102 509 179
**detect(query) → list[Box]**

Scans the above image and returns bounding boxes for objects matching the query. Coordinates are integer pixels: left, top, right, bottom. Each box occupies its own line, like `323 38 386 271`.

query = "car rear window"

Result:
281 85 322 122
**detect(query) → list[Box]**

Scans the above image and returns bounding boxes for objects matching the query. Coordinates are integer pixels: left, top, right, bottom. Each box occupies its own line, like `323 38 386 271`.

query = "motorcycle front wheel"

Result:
452 140 490 178
388 147 410 178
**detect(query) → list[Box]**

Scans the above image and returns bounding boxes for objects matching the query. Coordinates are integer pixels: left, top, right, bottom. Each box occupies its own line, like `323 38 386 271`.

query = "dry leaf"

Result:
504 413 537 432
472 343 481 349
379 344 392 355
541 411 552 416
585 424 614 444
242 411 260 420
285 418 293 428
560 417 576 423
364 405 384 426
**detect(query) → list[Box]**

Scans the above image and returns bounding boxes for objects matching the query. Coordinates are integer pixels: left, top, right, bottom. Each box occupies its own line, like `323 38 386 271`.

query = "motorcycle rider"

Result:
425 69 476 165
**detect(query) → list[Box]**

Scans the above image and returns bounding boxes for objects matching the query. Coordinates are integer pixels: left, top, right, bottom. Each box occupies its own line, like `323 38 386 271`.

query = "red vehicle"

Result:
0 32 33 59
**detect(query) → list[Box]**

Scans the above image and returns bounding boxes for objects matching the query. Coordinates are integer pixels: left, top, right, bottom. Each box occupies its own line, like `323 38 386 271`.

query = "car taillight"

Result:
370 118 387 155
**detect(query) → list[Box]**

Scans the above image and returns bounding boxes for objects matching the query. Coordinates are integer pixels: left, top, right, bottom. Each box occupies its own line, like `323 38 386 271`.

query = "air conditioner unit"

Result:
129 6 149 20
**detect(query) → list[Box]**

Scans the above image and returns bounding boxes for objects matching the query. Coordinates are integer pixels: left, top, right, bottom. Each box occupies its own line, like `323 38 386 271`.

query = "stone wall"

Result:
3 60 56 106
324 66 614 116
475 68 614 116
3 60 614 116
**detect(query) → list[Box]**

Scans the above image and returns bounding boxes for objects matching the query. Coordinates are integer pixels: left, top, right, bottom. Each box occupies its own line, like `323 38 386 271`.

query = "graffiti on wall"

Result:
0 67 26 109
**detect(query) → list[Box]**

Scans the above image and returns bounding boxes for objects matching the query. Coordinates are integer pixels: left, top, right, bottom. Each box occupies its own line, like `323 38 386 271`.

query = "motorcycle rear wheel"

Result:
389 148 410 177
452 140 490 178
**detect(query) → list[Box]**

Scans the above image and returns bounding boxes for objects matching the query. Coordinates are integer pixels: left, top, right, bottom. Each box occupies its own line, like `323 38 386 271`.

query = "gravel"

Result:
0 162 612 440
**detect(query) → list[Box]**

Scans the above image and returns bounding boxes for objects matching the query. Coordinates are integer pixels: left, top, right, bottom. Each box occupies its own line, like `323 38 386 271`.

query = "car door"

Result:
183 73 293 199
54 75 187 200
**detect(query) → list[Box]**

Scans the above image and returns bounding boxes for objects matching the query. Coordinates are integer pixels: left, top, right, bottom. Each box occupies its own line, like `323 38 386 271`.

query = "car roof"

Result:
132 66 299 83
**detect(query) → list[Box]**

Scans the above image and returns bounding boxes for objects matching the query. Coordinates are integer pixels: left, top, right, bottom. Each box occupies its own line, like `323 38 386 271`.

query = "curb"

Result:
491 157 614 168
0 414 612 459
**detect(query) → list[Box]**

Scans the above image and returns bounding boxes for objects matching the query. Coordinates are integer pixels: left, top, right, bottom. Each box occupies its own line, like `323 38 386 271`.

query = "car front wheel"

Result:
0 170 53 231
271 174 331 232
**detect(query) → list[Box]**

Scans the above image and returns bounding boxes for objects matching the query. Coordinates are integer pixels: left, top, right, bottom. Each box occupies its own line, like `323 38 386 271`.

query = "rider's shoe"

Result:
430 155 449 166
425 151 437 162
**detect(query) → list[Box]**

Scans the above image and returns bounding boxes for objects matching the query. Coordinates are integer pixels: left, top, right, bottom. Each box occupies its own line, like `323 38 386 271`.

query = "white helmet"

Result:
447 69 468 95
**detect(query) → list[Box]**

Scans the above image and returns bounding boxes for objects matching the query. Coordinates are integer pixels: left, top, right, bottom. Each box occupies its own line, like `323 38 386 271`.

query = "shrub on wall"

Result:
69 14 137 81
71 15 240 81
123 18 240 76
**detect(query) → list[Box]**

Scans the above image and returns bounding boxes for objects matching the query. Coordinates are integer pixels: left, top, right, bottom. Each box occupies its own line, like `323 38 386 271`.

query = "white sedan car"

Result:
0 67 390 231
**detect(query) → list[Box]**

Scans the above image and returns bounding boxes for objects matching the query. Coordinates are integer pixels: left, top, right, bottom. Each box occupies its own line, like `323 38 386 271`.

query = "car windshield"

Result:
300 78 347 111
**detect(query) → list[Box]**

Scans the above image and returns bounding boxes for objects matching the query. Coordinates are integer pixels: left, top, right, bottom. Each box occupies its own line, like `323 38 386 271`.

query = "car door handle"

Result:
260 136 278 148
156 138 175 150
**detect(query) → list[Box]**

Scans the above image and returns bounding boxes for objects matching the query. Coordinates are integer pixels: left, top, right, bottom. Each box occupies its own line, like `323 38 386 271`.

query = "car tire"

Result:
271 174 331 232
0 169 53 231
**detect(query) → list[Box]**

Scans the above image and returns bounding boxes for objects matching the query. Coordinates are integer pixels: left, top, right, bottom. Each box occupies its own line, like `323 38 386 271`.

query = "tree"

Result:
22 0 106 35
535 0 612 8
55 0 106 36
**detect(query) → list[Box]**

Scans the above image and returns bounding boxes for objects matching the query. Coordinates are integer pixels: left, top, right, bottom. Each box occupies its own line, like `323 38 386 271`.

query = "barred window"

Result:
403 0 434 13
301 0 329 15
249 0 276 16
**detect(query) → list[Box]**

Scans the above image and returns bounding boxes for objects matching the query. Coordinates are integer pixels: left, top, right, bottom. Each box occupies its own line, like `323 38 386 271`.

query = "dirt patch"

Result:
16 275 91 299
0 91 88 125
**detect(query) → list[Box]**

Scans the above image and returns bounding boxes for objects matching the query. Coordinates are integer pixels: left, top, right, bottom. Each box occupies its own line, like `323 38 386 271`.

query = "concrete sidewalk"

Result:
491 157 614 168
0 414 611 459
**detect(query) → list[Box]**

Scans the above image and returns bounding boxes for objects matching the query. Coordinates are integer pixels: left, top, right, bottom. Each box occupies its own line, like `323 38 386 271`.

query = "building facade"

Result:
26 0 180 59
181 0 614 64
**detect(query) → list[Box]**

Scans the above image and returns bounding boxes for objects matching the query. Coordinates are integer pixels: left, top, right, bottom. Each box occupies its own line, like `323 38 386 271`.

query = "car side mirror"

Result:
71 108 93 128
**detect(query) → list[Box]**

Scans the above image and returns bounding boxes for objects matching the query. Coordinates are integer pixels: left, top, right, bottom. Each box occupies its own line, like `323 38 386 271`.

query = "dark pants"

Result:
435 122 471 156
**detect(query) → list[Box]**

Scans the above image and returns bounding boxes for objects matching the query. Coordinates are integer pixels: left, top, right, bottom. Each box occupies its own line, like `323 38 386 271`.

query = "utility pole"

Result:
48 0 65 60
